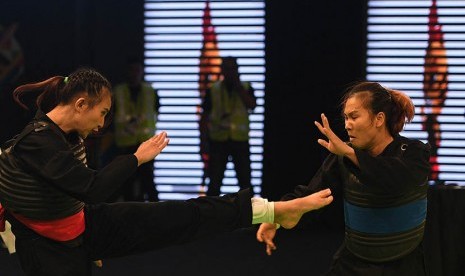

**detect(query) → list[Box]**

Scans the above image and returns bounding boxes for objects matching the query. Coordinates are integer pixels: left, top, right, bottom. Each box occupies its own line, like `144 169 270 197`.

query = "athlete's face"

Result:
75 89 111 138
343 95 379 150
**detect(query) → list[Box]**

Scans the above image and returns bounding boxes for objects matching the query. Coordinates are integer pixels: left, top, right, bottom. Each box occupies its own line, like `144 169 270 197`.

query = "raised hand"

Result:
134 131 169 166
314 113 351 156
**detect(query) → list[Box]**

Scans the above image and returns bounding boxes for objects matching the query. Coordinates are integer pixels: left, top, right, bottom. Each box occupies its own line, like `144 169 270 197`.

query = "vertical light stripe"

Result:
145 0 266 200
367 0 465 185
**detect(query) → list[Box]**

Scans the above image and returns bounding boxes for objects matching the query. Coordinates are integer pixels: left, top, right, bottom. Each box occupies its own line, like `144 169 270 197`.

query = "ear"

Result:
375 112 385 127
75 97 88 112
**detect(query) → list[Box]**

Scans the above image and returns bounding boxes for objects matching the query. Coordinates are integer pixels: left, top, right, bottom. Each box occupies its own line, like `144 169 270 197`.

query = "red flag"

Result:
198 0 221 188
422 0 448 182
198 0 221 97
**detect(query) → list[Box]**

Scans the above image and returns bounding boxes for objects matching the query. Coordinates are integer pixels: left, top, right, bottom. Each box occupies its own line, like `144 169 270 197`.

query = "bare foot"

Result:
274 188 333 229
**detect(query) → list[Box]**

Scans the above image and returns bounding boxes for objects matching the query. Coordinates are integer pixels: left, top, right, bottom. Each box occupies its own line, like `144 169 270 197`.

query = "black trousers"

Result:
206 140 252 196
324 242 427 276
10 189 252 276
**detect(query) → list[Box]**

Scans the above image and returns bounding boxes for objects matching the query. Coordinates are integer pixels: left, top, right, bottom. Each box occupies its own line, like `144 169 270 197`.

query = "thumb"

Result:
256 231 264 242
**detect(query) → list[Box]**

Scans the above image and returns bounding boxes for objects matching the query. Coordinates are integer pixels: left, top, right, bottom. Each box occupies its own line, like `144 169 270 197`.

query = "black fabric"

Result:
424 185 465 276
279 135 430 272
13 110 138 204
3 110 253 275
207 140 252 196
325 241 427 276
0 120 84 220
338 139 428 263
9 189 252 276
14 233 92 276
2 186 464 276
110 145 158 202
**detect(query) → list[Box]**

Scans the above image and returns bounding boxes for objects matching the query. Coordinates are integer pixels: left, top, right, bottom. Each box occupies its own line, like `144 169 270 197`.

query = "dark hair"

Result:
13 67 111 113
221 56 238 68
342 82 415 136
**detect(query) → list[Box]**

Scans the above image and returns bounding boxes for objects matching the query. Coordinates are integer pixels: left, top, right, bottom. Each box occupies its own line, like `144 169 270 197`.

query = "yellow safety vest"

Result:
208 81 251 141
114 82 157 147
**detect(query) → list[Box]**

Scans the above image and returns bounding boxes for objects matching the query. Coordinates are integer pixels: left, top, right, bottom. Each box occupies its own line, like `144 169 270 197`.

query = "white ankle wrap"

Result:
251 198 274 224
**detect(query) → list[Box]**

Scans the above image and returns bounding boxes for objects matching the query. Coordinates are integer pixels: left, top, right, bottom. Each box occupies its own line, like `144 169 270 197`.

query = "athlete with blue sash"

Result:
257 82 430 275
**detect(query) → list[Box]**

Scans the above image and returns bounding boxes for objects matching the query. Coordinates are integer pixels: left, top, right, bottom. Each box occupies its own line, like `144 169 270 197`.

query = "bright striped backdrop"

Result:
367 0 465 185
144 0 265 200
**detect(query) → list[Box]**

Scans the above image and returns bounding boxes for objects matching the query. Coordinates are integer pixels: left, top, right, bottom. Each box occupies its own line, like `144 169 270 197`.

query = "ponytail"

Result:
13 76 65 112
12 68 111 113
343 82 415 136
388 89 415 135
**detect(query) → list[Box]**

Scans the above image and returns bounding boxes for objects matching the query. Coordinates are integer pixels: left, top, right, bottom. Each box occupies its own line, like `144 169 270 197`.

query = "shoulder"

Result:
16 122 69 154
397 135 429 150
321 153 340 170
396 136 430 158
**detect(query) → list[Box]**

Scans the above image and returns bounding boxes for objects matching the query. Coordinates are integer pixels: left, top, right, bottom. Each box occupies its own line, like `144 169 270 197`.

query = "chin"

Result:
350 141 362 149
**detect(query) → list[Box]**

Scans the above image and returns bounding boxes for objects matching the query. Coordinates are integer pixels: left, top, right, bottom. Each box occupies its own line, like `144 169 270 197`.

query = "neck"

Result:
46 105 75 134
368 130 394 156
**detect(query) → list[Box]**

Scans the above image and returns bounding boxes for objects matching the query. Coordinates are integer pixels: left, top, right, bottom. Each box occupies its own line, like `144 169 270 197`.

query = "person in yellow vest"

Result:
113 58 160 201
202 56 257 196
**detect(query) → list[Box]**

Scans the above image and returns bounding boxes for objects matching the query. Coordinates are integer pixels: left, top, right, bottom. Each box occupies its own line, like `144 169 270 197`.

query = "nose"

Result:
345 120 351 131
98 117 105 129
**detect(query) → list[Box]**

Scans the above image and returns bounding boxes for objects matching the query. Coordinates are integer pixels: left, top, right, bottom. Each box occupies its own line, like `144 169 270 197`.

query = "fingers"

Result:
159 136 170 150
321 113 330 129
264 237 276 256
317 138 328 149
314 121 325 136
256 229 264 242
151 131 167 143
315 113 333 138
257 225 277 256
266 242 276 256
151 132 170 150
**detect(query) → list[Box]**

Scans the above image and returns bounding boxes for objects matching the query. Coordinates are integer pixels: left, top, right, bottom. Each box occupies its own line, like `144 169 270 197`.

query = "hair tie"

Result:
64 77 69 83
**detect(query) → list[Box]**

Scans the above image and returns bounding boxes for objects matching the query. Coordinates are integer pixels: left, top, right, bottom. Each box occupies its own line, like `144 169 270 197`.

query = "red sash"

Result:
11 209 85 241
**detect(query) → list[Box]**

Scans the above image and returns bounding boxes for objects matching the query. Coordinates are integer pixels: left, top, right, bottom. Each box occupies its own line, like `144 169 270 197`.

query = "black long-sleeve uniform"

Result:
2 111 252 276
282 135 430 275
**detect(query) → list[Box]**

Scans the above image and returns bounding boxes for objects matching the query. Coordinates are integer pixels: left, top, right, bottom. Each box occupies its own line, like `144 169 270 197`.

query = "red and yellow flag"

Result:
198 0 221 97
422 0 448 182
198 0 221 188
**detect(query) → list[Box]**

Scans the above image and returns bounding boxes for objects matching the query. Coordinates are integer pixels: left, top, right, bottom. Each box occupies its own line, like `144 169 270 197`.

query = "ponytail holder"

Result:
64 77 69 83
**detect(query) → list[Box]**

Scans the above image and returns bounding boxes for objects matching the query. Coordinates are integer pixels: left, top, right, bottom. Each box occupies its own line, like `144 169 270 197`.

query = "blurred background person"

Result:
112 57 160 202
201 56 257 196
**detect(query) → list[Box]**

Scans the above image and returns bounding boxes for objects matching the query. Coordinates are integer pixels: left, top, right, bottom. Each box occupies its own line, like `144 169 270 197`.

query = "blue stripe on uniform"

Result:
344 198 427 234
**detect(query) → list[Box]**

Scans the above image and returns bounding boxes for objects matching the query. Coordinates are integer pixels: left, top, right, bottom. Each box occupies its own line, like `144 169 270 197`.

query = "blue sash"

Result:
344 198 427 234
